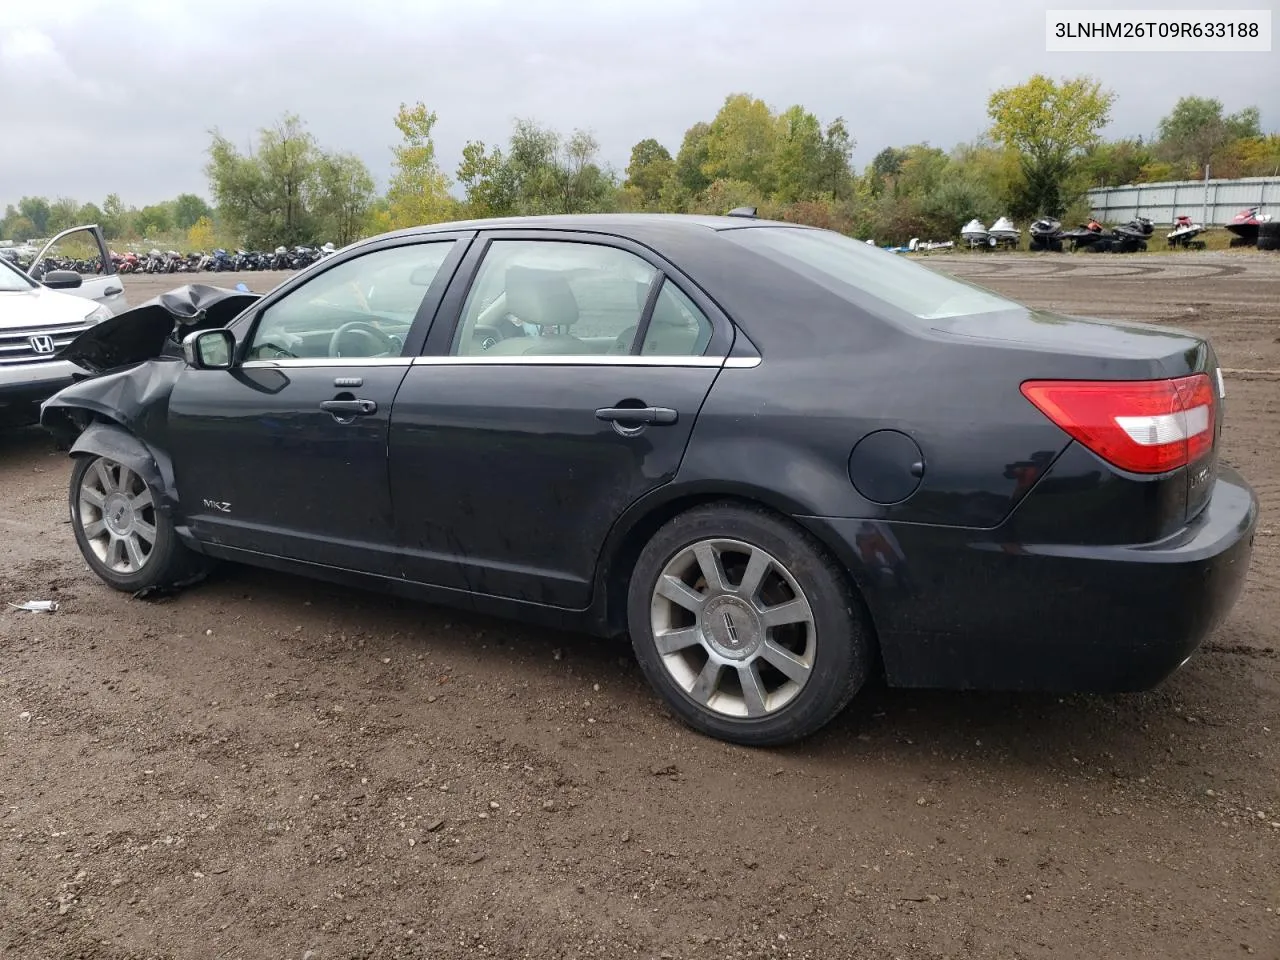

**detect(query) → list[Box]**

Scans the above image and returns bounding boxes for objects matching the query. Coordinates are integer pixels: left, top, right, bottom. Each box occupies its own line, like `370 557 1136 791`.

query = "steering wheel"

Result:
472 324 506 351
328 321 399 358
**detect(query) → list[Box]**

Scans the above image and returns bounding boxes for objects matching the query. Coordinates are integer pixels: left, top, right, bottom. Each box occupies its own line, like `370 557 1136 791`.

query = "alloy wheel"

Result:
649 538 816 719
78 459 158 574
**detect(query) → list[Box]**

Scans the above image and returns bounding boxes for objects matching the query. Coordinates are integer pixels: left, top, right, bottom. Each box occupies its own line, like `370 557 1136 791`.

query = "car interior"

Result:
454 265 711 358
246 257 445 360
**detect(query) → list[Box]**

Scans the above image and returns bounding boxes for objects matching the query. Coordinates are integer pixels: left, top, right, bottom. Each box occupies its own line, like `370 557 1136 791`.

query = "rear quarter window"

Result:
723 226 1018 323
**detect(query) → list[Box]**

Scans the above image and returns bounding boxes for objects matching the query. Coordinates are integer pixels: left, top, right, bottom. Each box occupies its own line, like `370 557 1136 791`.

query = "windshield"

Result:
0 257 36 293
724 226 1019 322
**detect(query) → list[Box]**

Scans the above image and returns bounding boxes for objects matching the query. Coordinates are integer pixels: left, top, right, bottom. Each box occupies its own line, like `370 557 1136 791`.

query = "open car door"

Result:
29 224 128 315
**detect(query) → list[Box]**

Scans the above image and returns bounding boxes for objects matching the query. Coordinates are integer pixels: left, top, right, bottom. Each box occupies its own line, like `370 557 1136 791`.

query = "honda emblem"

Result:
29 334 56 354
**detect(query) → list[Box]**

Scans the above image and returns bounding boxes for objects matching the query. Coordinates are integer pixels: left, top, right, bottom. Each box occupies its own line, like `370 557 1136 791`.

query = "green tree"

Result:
312 152 376 245
207 113 319 246
692 178 764 216
506 118 561 214
101 193 128 238
136 204 173 237
1 205 38 242
1079 137 1153 187
77 202 105 227
771 106 824 203
172 193 213 230
46 197 82 233
1157 96 1262 175
624 138 674 209
457 140 515 217
703 93 778 194
817 118 856 199
555 129 616 214
868 146 906 196
19 197 51 236
988 74 1114 216
481 119 617 216
674 121 712 195
385 102 457 229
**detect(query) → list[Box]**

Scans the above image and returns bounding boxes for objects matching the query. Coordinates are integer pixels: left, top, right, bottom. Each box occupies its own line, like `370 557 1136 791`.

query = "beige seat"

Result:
484 266 596 356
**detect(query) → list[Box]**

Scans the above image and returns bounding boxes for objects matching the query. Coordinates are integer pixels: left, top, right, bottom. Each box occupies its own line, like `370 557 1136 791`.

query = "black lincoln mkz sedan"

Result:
42 214 1257 745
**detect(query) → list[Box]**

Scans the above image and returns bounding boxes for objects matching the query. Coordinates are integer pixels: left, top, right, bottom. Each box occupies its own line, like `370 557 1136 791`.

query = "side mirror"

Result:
182 329 235 370
42 270 83 290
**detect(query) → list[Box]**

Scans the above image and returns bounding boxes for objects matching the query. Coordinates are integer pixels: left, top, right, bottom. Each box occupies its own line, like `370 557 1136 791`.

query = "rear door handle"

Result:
595 406 678 425
320 399 377 416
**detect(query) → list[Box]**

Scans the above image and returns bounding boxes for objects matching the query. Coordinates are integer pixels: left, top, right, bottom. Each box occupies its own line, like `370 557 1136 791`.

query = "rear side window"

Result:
724 226 1017 321
639 280 713 357
451 240 658 356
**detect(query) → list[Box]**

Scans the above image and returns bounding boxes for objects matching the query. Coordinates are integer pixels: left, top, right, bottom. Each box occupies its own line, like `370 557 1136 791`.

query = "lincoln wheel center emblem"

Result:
722 611 739 646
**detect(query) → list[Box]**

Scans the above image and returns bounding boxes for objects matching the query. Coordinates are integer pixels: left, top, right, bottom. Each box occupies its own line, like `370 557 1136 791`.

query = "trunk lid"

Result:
929 307 1209 377
934 307 1221 525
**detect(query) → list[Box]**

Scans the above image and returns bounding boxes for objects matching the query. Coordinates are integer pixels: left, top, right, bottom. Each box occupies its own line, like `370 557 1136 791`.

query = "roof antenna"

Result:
727 206 758 218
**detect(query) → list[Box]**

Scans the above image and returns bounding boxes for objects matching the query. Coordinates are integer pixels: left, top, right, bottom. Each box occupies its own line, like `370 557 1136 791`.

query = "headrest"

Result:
505 266 578 328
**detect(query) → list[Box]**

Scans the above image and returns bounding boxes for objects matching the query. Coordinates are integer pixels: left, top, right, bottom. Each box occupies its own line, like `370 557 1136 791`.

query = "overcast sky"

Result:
1 0 1276 207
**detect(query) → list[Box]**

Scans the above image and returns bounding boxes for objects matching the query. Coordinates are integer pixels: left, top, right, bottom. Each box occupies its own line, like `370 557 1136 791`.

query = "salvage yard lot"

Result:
2 254 1277 959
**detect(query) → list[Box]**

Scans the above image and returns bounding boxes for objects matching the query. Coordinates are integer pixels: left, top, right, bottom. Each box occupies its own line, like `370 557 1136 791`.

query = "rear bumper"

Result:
799 464 1258 692
0 360 77 425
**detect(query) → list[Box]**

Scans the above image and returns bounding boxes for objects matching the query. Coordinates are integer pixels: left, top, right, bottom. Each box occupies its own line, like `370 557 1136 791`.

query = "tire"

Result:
627 502 873 746
1258 222 1280 251
69 455 207 593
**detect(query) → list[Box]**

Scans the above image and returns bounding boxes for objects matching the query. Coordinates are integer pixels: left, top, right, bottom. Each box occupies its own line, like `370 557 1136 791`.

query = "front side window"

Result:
248 241 454 360
724 226 1018 322
451 240 660 357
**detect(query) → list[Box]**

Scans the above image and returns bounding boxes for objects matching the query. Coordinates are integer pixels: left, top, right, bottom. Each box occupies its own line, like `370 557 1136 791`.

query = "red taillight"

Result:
1020 374 1216 474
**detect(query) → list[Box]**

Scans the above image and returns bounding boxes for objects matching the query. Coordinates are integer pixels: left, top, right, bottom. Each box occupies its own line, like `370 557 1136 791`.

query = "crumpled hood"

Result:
0 284 103 331
59 283 260 374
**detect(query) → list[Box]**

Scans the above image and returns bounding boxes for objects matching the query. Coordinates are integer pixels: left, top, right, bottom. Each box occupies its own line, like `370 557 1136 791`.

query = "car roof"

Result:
375 212 812 241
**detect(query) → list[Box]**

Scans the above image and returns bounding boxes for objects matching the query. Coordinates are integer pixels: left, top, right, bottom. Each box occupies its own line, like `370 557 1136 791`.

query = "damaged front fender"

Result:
41 282 260 445
41 360 185 443
68 422 173 516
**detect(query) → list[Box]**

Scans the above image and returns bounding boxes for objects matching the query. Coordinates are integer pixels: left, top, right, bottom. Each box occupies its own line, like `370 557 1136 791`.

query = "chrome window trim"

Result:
408 354 761 368
242 357 413 369
238 354 762 370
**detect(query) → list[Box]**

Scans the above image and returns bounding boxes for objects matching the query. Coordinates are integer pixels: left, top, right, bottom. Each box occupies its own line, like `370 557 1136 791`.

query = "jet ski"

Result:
1028 217 1063 251
1224 206 1272 243
1060 218 1109 250
1112 217 1154 252
1166 215 1205 247
1114 217 1154 240
960 219 989 248
987 216 1020 248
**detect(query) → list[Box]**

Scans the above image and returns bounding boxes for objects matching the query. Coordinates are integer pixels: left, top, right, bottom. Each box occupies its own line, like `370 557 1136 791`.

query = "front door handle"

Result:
595 406 678 426
320 398 377 417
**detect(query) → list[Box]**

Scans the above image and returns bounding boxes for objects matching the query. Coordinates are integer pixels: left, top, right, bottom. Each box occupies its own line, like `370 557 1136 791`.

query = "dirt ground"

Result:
2 254 1278 960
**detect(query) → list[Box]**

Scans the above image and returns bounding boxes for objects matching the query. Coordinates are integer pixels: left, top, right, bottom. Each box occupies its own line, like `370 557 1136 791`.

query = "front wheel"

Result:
628 503 873 746
69 455 207 593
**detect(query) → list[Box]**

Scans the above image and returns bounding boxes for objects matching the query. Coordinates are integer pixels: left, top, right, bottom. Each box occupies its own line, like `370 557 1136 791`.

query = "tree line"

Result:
3 76 1277 251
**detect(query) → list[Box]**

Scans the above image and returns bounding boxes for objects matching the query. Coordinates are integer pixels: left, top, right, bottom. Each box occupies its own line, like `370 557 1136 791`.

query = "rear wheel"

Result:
69 455 206 593
628 503 872 746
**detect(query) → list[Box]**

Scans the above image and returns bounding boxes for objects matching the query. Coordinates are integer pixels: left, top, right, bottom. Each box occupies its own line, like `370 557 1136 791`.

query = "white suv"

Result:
1 225 127 427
